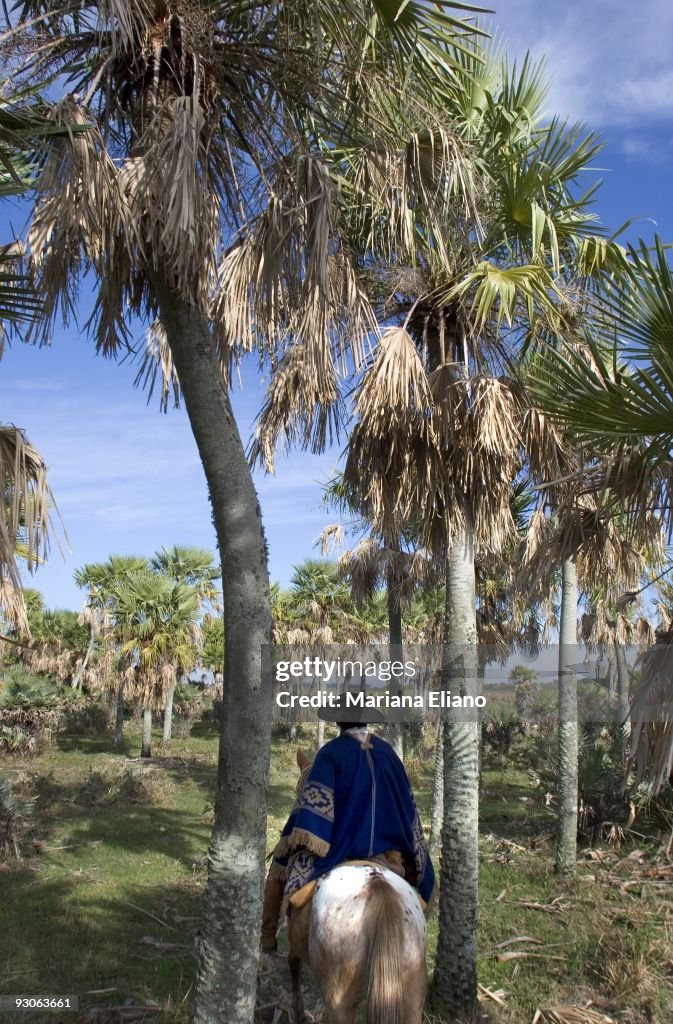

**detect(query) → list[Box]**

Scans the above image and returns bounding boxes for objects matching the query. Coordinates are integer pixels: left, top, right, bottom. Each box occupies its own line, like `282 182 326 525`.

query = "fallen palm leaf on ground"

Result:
533 1007 617 1024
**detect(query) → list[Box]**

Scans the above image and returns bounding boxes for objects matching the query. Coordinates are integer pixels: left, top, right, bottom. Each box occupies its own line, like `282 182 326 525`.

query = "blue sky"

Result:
2 0 673 611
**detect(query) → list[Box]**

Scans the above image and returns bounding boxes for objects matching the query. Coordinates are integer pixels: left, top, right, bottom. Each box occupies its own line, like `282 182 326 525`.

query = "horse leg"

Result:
403 966 428 1024
289 954 305 1024
287 902 311 1024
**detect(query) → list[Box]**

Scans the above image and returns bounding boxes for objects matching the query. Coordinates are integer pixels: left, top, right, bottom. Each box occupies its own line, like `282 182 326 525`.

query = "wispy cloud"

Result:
619 136 672 164
492 0 673 129
0 354 339 606
9 378 65 393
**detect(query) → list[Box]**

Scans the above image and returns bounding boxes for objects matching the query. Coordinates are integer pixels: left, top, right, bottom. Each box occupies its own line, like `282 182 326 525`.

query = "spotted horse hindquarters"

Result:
305 863 427 1024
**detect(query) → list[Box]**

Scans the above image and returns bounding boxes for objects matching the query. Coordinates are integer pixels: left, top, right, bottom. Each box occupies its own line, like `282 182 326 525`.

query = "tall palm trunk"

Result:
556 557 578 877
155 278 273 1024
430 525 479 1017
429 717 443 859
616 641 630 758
114 683 125 747
141 705 153 758
163 681 176 749
72 622 95 688
386 564 404 759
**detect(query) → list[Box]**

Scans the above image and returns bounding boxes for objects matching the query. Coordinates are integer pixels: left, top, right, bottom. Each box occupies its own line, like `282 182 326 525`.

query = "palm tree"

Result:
150 545 219 746
526 245 673 795
0 105 64 634
314 44 608 1015
320 473 438 755
74 555 150 744
288 559 354 639
110 569 200 758
0 96 91 636
8 5 485 1015
520 485 665 872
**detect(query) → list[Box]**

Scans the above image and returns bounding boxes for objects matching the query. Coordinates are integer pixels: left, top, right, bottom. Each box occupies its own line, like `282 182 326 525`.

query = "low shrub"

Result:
0 674 109 750
171 685 204 739
0 775 36 859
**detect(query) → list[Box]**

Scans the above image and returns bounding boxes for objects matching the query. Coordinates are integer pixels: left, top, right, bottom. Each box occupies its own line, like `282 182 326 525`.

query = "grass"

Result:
1 724 672 1024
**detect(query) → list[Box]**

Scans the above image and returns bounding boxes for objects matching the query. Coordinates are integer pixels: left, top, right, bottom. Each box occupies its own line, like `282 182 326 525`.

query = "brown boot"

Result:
260 873 284 952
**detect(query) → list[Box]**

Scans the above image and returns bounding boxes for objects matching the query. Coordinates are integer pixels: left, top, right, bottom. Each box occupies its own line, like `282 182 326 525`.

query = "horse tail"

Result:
365 872 406 1024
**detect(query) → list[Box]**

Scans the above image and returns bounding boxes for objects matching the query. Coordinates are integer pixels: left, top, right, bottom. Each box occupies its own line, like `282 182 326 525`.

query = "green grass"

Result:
1 726 671 1023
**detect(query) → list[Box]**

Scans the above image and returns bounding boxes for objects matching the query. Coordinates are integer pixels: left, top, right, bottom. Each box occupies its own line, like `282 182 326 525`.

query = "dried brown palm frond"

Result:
629 629 673 792
95 0 152 53
336 538 422 609
0 425 54 574
286 627 311 645
344 326 439 542
519 487 664 607
0 424 61 633
0 573 29 635
518 401 573 488
27 101 137 354
319 524 345 557
249 341 341 473
429 369 520 553
123 661 175 710
533 1007 617 1024
344 125 477 265
133 319 180 412
215 160 376 373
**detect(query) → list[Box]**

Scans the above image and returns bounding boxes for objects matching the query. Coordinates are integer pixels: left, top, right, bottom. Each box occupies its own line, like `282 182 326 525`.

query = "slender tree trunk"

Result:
72 623 96 688
114 683 125 748
615 642 631 760
556 558 578 877
141 706 153 758
430 525 479 1017
386 565 404 759
429 716 444 859
606 656 616 701
155 278 273 1024
316 718 325 749
105 688 116 729
163 681 176 749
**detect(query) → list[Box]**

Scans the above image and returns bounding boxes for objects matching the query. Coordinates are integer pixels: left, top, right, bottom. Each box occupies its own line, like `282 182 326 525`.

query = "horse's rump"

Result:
364 872 407 1024
308 864 426 1023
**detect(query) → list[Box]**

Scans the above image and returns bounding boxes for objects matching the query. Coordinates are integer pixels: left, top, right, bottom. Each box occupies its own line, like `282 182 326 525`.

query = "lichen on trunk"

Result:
430 525 479 1018
556 557 578 877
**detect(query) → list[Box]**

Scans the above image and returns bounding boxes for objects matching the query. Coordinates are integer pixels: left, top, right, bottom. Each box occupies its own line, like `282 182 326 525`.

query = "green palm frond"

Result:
528 238 673 457
449 261 560 330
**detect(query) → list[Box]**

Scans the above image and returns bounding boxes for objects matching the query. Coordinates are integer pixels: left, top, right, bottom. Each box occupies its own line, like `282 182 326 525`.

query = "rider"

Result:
261 697 435 952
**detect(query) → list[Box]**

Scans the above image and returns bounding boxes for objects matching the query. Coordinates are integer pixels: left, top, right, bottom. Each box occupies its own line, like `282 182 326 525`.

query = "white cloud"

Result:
490 0 673 129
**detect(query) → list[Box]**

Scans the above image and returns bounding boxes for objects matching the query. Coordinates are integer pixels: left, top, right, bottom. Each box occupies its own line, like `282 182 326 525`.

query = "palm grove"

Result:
1 3 673 1024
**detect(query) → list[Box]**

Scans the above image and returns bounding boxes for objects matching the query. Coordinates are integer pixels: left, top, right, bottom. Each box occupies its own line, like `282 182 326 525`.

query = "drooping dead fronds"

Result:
250 342 341 473
519 489 664 608
630 631 673 793
0 574 29 635
133 319 180 412
0 424 61 632
344 327 437 543
336 537 423 609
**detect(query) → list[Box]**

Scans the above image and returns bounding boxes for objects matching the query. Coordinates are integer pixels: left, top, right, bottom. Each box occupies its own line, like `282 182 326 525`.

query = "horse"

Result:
287 857 427 1024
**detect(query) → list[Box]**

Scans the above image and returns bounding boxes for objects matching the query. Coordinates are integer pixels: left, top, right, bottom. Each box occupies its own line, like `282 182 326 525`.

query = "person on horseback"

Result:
261 697 434 952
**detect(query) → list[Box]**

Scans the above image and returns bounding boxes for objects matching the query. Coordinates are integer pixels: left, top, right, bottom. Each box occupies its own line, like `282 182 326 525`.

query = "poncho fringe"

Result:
277 828 330 859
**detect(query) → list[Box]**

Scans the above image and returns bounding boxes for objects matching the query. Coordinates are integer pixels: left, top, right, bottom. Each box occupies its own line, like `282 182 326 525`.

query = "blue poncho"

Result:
273 731 434 903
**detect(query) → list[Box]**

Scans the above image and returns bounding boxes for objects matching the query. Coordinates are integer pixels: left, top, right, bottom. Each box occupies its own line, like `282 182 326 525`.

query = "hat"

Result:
317 692 385 723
